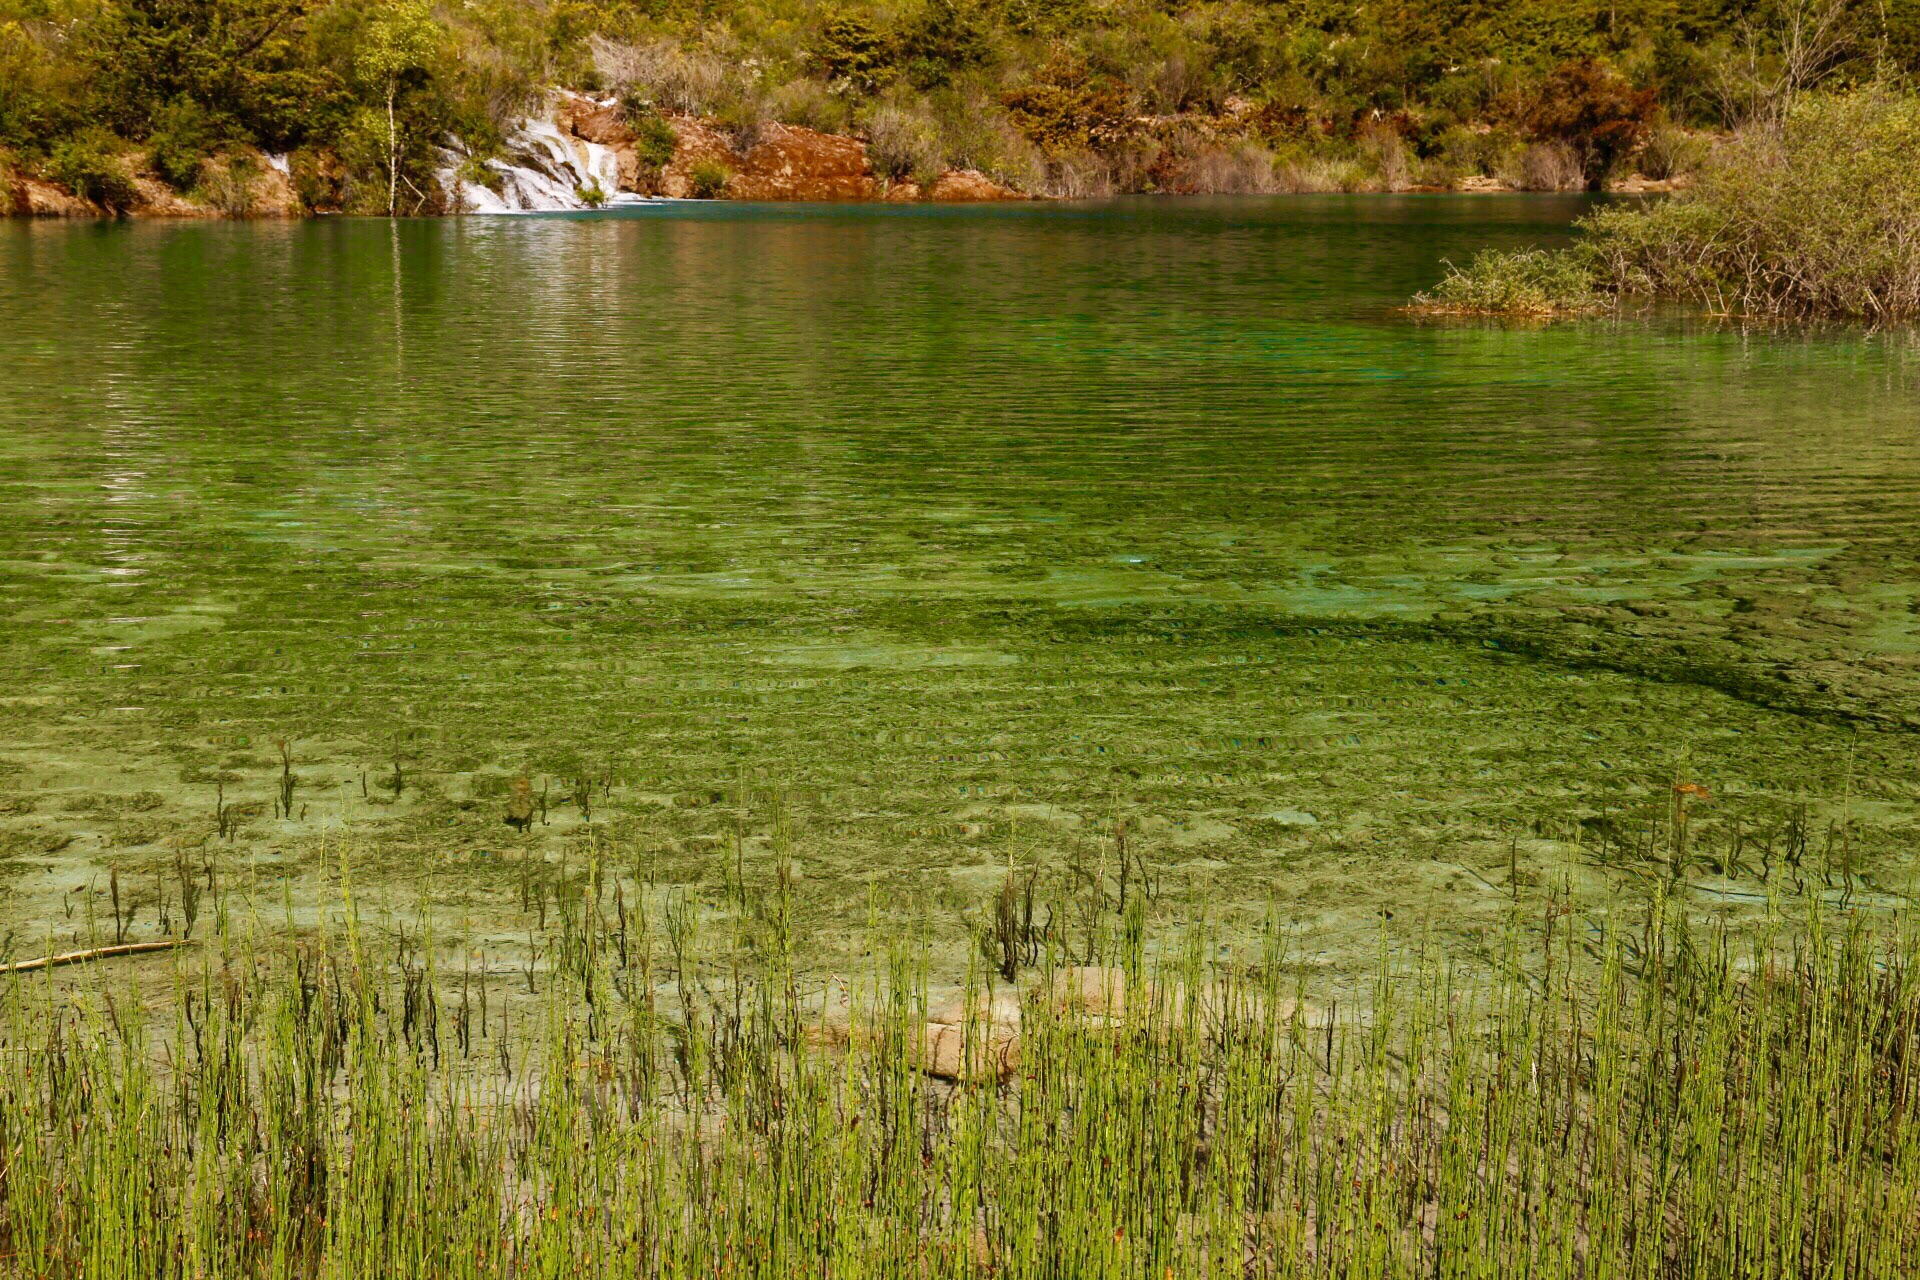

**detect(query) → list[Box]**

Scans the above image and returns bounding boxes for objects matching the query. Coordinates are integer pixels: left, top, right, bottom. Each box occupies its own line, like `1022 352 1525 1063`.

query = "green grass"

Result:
1 840 1915 1278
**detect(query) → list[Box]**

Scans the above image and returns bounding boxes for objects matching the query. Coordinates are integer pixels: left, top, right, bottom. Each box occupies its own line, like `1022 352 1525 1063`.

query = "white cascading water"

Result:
437 100 664 213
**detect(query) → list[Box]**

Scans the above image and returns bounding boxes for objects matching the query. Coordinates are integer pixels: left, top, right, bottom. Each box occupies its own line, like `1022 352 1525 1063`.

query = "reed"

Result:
0 852 1914 1278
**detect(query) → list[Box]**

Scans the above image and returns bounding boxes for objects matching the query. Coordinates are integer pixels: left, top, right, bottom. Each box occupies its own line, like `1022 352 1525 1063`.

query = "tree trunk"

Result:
387 81 399 217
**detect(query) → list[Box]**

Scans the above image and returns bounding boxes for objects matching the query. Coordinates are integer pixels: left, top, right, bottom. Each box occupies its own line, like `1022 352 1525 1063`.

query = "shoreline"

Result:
1 177 1684 221
3 90 1692 221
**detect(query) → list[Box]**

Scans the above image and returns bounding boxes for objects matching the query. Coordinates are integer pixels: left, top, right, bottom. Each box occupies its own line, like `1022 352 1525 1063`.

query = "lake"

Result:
3 197 1917 970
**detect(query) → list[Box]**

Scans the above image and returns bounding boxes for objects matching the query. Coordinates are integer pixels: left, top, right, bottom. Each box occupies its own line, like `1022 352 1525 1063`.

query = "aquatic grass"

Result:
0 856 1916 1277
1408 248 1613 319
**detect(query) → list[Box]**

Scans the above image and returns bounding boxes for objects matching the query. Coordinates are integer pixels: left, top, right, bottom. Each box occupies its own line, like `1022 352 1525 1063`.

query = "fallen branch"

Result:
1 940 197 975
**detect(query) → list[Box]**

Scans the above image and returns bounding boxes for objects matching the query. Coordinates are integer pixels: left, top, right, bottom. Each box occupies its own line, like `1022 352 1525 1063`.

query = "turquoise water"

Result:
3 197 1918 958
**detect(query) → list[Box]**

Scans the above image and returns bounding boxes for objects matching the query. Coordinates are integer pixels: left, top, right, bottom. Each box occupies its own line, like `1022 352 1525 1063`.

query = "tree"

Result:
1525 58 1657 189
1710 0 1864 127
355 0 437 215
80 0 324 145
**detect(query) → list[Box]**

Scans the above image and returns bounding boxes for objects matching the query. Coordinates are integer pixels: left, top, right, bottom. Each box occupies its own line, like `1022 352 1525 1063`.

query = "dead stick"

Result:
1 940 196 975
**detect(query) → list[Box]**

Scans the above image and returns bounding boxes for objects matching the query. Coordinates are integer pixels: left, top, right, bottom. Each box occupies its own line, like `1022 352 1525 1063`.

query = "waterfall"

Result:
438 103 666 214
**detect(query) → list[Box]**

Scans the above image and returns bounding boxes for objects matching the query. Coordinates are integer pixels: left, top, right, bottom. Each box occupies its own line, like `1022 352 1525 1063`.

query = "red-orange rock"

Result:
556 94 632 149
924 169 1026 202
554 93 643 191
658 119 741 199
659 119 880 201
729 123 877 201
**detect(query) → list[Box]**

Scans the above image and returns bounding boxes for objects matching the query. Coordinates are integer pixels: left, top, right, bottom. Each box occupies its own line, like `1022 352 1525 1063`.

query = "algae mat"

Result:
3 197 1918 971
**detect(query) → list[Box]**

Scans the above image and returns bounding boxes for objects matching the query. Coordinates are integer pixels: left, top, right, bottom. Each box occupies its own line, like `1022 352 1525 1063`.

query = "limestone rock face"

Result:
247 161 301 217
8 173 100 217
128 175 202 217
557 95 632 150
5 94 1037 217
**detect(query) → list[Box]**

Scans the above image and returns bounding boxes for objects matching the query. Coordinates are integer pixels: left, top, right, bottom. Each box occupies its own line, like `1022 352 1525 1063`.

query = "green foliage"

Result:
0 17 78 151
812 8 890 92
1 866 1917 1276
285 144 343 208
630 107 678 170
1582 84 1920 319
44 125 138 209
198 148 258 212
896 0 989 90
688 156 729 196
354 0 439 93
1888 0 1920 74
78 0 334 146
1410 247 1609 316
3 0 1879 210
1001 52 1130 154
145 95 214 188
861 101 941 178
1634 123 1707 179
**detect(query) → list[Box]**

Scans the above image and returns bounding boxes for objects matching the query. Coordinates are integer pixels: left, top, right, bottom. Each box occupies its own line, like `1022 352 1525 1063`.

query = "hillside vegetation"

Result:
2 0 1919 210
1415 84 1920 322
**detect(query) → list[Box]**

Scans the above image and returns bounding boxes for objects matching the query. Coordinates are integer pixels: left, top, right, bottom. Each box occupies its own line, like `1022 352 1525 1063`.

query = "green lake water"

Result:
3 197 1919 966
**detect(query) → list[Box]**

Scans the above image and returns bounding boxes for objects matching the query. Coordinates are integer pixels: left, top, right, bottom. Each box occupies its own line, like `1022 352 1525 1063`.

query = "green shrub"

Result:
199 151 258 215
1410 247 1610 315
45 127 138 211
1002 53 1132 154
1634 123 1707 179
896 0 990 90
629 108 678 170
861 102 942 179
811 10 892 93
575 176 607 206
688 157 730 197
145 97 215 190
455 152 502 194
288 146 345 212
1581 84 1920 320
